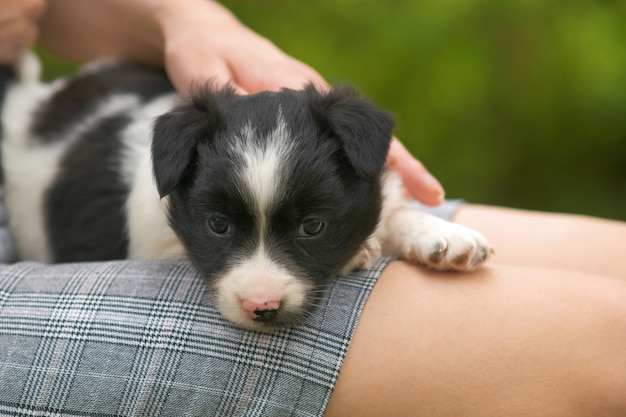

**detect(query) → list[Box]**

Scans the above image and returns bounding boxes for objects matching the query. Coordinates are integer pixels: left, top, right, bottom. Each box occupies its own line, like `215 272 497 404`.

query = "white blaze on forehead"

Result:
234 115 294 219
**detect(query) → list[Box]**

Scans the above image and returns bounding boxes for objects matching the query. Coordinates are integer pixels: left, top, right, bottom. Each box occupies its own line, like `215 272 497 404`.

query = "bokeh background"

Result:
40 0 626 221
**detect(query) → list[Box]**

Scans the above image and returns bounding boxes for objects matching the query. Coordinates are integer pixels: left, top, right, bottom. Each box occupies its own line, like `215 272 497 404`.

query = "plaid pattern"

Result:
0 258 389 417
0 189 461 417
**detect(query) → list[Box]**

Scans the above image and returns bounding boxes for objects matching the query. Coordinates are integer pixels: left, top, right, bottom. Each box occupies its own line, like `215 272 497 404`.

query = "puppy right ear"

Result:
305 84 395 183
151 88 225 198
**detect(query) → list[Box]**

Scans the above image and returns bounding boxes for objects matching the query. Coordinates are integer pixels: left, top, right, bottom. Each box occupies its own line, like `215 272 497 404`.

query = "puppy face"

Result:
152 85 394 330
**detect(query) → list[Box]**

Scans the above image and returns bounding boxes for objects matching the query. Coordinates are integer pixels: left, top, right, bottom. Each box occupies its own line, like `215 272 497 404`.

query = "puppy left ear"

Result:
151 87 225 198
307 84 395 182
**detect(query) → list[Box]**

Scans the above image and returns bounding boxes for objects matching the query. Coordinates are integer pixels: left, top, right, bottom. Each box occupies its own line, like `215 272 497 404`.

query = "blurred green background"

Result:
40 0 626 221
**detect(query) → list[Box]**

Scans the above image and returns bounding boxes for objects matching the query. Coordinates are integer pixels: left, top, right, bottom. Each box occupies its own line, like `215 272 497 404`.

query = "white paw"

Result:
401 221 493 272
340 238 382 275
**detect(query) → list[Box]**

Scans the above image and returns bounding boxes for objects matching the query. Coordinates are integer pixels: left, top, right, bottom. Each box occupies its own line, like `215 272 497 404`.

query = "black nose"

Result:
253 308 279 322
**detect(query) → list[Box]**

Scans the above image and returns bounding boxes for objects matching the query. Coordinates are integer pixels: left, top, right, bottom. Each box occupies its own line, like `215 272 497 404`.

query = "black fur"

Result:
45 115 131 262
305 84 394 183
32 63 172 142
22 63 394 327
35 63 171 261
155 84 394 326
152 85 230 198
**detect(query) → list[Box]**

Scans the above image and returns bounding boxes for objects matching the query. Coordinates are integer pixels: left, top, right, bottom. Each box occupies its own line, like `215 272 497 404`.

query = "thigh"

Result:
325 261 626 417
454 204 626 279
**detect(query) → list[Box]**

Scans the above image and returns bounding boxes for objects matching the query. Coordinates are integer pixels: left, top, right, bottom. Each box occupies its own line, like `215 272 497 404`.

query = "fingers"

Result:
155 4 442 207
241 57 328 94
387 138 445 206
0 0 46 65
0 0 46 21
164 45 248 95
175 61 248 96
0 16 37 64
163 33 445 208
19 0 46 20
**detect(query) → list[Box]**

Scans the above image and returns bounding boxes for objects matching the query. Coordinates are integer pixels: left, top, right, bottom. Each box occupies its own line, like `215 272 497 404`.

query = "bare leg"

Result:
455 205 626 280
326 261 626 417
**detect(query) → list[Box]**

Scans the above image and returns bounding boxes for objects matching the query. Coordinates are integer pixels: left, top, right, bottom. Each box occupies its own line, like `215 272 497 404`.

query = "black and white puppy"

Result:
1 57 492 330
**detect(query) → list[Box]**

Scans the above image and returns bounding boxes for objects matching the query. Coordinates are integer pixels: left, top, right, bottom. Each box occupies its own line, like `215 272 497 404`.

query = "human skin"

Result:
325 209 626 416
325 259 626 417
0 0 44 64
0 0 442 206
456 205 626 280
33 0 445 206
327 209 626 416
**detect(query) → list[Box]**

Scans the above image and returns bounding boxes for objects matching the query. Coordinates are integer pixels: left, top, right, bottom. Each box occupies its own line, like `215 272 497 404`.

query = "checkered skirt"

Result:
0 191 461 417
0 258 390 417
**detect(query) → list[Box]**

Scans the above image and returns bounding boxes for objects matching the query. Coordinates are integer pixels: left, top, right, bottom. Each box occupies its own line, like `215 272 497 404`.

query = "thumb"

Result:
387 138 445 206
165 51 247 95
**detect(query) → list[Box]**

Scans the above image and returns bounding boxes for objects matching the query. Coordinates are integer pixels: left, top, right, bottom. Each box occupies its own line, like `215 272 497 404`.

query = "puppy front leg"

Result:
378 172 493 271
380 207 492 271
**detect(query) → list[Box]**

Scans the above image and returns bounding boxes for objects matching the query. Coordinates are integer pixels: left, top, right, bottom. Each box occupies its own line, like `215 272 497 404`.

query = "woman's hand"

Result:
387 139 444 205
38 0 445 205
0 0 45 66
155 1 445 205
153 1 324 95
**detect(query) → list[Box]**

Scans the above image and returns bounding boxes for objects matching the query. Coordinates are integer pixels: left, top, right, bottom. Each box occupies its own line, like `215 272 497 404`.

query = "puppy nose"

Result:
241 299 281 322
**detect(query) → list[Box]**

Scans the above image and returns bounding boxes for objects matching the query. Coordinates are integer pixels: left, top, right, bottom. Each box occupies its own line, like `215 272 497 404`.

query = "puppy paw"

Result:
401 222 493 271
340 238 382 275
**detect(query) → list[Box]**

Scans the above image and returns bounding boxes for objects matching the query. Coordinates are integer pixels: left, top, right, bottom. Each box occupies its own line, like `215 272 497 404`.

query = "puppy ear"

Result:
307 84 395 182
151 87 226 198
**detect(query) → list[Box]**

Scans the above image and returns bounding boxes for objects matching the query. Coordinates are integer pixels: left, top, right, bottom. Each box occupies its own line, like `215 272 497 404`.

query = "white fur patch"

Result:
2 88 141 262
120 94 187 260
213 248 311 329
355 171 493 271
215 115 310 329
233 115 294 237
16 52 42 84
125 154 186 260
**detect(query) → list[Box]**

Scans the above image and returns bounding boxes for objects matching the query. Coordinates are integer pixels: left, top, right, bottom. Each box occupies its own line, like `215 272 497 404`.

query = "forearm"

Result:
35 0 444 204
37 0 241 68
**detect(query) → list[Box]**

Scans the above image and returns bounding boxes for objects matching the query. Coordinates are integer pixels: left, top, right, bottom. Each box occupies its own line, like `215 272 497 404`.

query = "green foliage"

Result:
39 0 626 220
36 47 77 80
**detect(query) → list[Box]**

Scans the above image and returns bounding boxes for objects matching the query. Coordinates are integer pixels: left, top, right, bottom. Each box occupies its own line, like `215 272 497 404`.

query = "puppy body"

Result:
1 60 491 330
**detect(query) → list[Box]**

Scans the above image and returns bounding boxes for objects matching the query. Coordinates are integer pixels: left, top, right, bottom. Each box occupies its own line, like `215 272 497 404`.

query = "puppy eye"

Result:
298 219 325 237
207 215 230 235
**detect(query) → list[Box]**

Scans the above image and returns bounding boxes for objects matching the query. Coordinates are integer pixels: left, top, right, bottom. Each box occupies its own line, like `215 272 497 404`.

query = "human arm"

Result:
0 0 45 65
35 0 444 204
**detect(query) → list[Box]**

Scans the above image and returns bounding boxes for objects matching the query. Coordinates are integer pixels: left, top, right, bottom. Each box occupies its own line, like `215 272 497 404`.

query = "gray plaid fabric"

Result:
0 195 462 417
0 259 389 417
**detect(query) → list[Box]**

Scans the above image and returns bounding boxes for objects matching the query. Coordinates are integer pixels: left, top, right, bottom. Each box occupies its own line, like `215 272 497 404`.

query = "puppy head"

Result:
152 84 394 330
